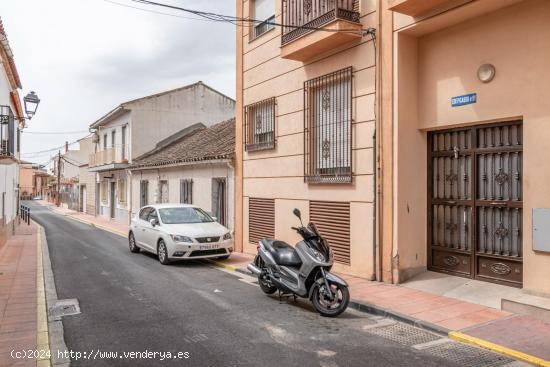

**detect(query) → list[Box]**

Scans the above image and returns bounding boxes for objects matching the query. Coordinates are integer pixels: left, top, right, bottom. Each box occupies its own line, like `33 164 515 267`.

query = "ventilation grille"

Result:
249 198 275 244
310 200 350 264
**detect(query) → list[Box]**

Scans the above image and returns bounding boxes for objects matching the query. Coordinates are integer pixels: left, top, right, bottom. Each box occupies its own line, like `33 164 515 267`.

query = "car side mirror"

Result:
293 208 301 220
212 216 218 222
149 218 158 227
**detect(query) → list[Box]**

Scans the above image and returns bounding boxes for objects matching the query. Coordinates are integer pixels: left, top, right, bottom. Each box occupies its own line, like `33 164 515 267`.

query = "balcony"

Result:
281 0 362 62
89 145 129 171
387 0 452 16
0 105 16 162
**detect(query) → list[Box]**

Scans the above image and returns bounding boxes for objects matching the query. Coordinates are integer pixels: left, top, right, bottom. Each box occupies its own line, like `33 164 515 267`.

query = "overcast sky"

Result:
2 0 236 168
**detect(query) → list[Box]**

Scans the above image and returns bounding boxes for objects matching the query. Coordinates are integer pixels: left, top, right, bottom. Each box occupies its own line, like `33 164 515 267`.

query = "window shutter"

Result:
310 201 351 265
249 198 275 243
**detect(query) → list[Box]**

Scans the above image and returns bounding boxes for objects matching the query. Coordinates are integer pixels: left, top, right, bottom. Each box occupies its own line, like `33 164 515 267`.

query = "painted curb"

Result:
449 331 550 367
36 224 52 367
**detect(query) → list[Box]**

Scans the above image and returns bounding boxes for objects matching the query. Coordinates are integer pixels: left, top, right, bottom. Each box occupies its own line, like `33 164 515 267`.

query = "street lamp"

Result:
23 91 40 120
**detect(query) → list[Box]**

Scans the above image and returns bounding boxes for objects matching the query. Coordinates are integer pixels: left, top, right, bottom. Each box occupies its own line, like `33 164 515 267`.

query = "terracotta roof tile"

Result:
131 118 235 168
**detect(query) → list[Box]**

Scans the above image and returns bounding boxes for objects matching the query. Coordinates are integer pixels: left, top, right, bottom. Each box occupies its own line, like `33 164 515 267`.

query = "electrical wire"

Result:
108 0 374 35
22 130 90 135
103 0 211 22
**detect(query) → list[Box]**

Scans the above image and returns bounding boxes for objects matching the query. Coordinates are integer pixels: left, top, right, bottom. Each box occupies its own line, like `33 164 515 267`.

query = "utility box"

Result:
532 208 550 253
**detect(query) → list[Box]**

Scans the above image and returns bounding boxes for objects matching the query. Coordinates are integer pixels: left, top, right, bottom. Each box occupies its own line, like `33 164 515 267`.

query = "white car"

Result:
128 204 233 264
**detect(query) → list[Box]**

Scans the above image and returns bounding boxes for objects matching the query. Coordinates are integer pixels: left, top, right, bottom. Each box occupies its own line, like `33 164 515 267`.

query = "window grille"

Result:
304 67 353 183
244 97 276 152
140 180 149 207
159 180 169 203
117 179 127 204
101 181 108 203
180 179 193 204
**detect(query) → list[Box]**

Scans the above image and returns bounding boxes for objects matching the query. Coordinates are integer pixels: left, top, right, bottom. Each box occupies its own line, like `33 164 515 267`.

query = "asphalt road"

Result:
28 202 516 367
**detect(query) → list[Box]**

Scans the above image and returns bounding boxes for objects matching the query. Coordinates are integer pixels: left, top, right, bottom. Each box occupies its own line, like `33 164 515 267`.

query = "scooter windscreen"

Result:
307 222 331 260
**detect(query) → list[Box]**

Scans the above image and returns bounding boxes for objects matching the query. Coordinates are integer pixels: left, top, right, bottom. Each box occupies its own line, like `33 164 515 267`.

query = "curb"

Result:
449 331 550 367
36 224 51 367
35 221 71 367
205 259 250 275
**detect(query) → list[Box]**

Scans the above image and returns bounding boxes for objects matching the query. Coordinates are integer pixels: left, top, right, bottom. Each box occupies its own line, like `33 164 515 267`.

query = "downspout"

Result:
375 0 383 282
127 168 133 226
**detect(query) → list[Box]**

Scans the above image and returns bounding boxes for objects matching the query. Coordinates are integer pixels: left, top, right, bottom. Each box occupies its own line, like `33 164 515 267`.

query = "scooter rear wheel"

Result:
258 274 277 294
312 282 349 317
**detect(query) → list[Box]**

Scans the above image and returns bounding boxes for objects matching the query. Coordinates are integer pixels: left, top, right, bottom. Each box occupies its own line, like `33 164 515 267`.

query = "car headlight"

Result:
223 232 232 240
170 234 193 243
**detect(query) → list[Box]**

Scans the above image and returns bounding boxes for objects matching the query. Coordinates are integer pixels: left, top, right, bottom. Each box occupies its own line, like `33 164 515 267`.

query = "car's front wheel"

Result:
157 240 171 265
128 232 140 253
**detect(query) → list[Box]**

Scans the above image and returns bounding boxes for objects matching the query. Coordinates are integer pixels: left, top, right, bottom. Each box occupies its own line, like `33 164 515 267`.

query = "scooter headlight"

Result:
311 249 326 262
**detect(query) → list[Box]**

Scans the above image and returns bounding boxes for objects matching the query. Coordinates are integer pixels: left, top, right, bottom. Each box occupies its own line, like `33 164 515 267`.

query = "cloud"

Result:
2 0 236 165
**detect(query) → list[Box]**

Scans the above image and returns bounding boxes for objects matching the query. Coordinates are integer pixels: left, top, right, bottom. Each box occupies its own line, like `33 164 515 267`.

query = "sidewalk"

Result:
0 221 49 367
36 201 550 366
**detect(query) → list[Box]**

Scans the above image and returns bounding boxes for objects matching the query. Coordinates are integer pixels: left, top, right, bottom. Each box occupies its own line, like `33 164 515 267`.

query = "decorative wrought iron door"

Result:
428 121 523 287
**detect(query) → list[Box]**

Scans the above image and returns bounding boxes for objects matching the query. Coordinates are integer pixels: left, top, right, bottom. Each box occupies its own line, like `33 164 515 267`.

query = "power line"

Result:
22 130 90 135
103 0 211 21
110 0 372 35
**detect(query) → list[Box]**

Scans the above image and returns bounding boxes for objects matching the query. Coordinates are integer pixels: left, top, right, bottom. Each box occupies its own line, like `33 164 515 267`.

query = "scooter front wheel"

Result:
312 282 349 317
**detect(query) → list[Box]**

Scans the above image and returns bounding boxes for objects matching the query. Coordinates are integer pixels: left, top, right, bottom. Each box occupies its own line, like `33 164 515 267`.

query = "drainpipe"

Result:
372 132 377 281
127 169 133 226
375 0 383 282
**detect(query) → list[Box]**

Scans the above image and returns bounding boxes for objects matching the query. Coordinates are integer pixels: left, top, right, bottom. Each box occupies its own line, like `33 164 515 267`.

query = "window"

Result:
103 134 107 150
159 207 214 224
140 180 149 207
212 178 227 226
252 0 275 39
180 179 193 204
304 67 353 183
159 180 169 203
147 208 159 222
117 179 127 204
101 181 108 202
139 207 152 220
111 130 116 148
121 125 127 160
244 97 276 151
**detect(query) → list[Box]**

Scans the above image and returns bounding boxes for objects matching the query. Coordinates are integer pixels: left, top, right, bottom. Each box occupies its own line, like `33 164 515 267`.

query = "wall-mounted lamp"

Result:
477 64 496 83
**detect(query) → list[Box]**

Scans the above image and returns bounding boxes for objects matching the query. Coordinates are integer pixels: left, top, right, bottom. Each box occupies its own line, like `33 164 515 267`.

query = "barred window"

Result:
180 179 193 204
159 180 169 204
117 179 127 204
304 67 353 183
244 97 276 151
140 180 149 207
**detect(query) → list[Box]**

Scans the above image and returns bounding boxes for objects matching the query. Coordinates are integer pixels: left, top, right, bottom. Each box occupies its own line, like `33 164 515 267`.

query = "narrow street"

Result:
27 202 517 367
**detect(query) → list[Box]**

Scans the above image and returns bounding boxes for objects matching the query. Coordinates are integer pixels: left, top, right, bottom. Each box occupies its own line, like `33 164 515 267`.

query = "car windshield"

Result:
158 207 214 224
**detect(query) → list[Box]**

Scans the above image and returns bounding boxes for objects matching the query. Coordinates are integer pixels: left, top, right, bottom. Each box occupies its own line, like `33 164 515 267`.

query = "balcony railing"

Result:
89 144 128 167
281 0 360 45
0 105 15 157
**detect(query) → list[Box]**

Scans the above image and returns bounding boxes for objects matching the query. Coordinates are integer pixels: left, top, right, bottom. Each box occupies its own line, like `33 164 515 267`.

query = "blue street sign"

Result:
451 93 477 107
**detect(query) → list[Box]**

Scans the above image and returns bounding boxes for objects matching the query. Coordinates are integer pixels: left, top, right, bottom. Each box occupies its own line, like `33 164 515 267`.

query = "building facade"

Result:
88 82 235 225
236 0 376 278
78 136 96 215
236 0 550 296
130 119 235 232
0 18 25 249
19 162 50 200
379 0 550 296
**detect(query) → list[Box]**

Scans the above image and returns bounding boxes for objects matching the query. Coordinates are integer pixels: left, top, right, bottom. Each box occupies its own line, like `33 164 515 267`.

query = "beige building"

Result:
236 0 376 278
236 0 550 296
19 162 50 200
78 136 96 215
130 119 235 232
89 82 235 225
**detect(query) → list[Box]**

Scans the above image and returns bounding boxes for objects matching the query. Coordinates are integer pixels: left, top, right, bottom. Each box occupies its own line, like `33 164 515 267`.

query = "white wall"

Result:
130 162 235 232
0 164 18 224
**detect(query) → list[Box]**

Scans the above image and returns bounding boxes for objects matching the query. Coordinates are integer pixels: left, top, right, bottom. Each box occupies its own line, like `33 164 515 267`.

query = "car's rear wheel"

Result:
157 240 171 265
128 232 140 253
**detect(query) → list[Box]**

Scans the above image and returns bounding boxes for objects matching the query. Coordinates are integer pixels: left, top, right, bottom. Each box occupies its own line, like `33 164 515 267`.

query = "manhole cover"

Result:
422 341 514 367
49 299 80 318
364 323 440 346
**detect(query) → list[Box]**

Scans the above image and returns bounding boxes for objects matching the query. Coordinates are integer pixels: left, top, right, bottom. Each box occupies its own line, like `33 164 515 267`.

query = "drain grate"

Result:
364 323 440 346
422 341 514 367
49 299 81 318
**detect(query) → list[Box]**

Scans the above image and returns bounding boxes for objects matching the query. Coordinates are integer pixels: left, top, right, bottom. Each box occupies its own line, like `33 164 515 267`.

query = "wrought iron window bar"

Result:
281 0 360 45
0 105 15 157
244 97 276 152
304 67 353 184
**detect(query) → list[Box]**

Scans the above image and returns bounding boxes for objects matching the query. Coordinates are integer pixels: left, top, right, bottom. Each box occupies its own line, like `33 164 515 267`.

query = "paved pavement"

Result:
28 201 524 367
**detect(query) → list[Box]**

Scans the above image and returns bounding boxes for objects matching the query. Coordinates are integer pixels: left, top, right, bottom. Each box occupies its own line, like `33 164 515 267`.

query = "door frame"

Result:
427 120 523 287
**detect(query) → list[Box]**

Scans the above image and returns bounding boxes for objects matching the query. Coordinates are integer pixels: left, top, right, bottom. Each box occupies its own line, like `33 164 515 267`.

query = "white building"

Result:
130 119 235 232
0 18 25 248
88 82 235 225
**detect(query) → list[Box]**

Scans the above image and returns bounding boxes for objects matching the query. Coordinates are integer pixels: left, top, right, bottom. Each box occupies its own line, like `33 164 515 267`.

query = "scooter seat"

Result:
262 239 302 267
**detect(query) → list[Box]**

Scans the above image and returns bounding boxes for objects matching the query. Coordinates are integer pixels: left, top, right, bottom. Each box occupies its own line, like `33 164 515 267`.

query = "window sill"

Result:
305 175 353 184
245 142 276 152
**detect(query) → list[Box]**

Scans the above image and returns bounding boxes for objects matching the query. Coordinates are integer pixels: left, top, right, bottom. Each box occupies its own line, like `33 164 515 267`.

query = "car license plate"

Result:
200 244 219 250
